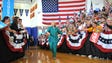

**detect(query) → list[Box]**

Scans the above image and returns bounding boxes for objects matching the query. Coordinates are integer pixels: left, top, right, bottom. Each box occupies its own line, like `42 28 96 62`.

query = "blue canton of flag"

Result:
42 0 58 13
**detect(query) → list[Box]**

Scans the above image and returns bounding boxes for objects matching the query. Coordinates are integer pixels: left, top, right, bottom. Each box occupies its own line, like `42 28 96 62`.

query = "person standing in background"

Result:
47 22 62 60
2 16 16 33
10 16 20 32
18 19 24 30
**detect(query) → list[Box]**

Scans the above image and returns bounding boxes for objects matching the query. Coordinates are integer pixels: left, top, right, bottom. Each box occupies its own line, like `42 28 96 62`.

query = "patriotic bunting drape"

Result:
19 9 24 16
13 9 29 16
25 9 29 16
14 9 18 15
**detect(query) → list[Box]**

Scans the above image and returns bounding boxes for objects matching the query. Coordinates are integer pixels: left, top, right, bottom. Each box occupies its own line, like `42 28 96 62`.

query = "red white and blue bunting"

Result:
94 31 112 53
66 31 88 50
2 27 27 52
39 31 112 53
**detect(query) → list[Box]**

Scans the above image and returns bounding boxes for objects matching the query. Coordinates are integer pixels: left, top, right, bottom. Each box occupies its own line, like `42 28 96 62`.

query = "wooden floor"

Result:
11 47 112 63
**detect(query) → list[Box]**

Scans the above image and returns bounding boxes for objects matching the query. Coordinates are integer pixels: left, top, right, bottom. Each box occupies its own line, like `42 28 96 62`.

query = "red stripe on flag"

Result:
104 0 110 8
43 18 67 20
59 0 85 4
59 4 85 8
43 14 74 16
59 8 85 12
42 22 66 25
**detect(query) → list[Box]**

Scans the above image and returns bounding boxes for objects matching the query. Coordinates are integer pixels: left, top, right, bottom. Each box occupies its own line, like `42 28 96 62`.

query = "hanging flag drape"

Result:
104 0 110 10
25 9 29 16
88 0 93 16
19 9 23 16
14 9 18 16
42 0 86 25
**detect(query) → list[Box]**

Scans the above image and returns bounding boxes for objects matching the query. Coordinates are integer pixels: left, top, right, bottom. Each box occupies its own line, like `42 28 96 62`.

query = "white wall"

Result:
92 0 104 10
86 0 104 13
14 0 43 27
14 3 31 27
30 0 43 27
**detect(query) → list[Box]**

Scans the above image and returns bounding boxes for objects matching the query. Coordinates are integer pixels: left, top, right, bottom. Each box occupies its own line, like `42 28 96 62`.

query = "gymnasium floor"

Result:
11 47 112 63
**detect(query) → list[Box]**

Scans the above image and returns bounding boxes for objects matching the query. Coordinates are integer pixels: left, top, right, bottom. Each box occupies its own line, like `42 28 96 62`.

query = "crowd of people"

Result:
39 6 112 42
39 6 112 38
38 6 112 60
39 6 112 43
0 16 28 63
0 5 112 62
60 7 112 35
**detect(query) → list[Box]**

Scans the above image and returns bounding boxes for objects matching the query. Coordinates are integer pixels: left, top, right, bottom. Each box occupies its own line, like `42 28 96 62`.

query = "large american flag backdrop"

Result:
42 0 86 25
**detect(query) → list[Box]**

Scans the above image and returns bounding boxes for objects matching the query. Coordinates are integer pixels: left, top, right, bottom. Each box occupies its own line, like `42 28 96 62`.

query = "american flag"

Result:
42 0 86 25
104 0 110 11
90 0 93 12
0 0 2 20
